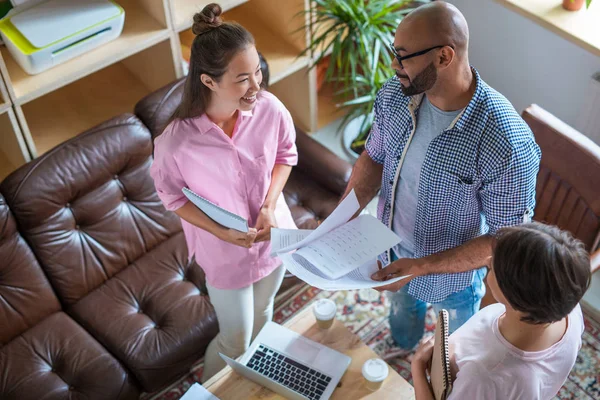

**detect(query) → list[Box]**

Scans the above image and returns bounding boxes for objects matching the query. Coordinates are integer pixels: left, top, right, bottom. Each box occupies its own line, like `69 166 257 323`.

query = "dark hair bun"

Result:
192 3 223 36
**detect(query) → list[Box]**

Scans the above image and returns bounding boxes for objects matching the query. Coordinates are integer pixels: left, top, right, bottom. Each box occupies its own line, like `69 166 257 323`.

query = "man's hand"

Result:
254 206 277 242
371 258 421 291
216 227 258 248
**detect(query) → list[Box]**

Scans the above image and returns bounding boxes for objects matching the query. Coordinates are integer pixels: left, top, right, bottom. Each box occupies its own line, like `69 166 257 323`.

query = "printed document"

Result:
272 190 410 290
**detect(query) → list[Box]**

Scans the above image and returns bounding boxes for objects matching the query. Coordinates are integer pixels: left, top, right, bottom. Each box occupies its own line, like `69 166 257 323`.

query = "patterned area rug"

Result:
143 284 600 400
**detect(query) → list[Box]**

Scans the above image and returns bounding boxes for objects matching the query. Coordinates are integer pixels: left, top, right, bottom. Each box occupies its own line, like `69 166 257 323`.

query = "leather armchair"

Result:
480 104 600 308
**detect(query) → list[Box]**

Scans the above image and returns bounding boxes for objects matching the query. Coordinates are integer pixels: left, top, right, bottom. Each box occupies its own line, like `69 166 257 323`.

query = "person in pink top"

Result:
149 3 298 382
411 222 591 400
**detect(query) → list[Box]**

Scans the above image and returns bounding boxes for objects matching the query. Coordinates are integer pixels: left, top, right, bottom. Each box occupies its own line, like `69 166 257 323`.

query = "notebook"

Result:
182 187 249 233
430 309 452 400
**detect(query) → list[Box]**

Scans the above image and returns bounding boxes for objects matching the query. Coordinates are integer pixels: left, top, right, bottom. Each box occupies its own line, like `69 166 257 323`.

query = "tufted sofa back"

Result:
0 115 182 307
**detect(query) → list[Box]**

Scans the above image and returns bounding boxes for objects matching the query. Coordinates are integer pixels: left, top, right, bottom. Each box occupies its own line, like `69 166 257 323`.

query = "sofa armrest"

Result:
592 248 600 275
135 78 186 140
294 127 352 196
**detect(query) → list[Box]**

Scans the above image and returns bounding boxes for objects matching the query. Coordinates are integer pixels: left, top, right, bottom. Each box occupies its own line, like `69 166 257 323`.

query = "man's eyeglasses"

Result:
389 43 451 69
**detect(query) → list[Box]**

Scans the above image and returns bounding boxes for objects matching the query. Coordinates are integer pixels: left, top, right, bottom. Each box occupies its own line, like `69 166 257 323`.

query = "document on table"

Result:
179 382 220 400
272 190 410 290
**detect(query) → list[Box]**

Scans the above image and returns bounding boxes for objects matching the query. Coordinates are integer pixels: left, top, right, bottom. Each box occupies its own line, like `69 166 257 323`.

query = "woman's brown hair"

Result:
493 222 591 324
170 3 255 121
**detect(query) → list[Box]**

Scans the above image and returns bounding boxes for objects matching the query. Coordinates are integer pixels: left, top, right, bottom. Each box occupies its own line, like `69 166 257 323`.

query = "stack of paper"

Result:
272 190 410 290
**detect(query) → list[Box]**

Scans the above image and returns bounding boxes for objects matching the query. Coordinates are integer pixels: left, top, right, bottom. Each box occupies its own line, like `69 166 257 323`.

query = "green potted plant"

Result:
301 0 420 159
562 0 592 11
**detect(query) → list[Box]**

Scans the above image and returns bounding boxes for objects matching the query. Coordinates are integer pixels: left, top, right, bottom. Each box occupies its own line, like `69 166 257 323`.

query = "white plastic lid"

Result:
312 299 337 320
362 359 389 382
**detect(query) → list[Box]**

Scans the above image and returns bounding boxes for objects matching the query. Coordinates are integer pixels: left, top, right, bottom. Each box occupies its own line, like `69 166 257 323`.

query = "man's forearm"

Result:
342 151 383 212
418 234 493 276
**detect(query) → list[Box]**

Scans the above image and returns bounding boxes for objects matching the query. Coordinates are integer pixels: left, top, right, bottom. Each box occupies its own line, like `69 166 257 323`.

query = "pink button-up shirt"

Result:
150 91 298 290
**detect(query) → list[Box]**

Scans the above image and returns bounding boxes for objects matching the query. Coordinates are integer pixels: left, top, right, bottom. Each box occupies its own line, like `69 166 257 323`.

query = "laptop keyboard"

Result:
246 344 332 400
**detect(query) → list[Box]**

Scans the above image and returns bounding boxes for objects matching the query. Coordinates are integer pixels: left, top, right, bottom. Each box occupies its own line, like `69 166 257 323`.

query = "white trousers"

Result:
201 265 286 382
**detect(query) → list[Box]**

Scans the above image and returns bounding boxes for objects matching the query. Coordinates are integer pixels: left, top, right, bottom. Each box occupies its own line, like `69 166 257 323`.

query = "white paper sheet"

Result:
280 253 410 291
270 228 314 256
179 382 220 400
275 189 360 254
295 214 401 279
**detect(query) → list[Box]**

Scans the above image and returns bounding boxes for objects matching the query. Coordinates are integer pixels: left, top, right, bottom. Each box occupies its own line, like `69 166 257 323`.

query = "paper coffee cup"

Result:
313 299 336 329
362 358 389 391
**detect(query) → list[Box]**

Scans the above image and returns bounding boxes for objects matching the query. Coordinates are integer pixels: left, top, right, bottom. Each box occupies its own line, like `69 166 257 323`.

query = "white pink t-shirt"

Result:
448 303 584 400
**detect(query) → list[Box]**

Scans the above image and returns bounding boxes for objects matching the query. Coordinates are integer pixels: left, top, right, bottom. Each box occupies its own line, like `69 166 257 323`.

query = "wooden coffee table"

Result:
204 305 415 399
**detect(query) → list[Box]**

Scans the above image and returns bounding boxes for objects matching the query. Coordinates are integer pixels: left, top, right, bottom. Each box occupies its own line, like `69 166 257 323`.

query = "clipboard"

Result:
430 309 452 400
182 187 249 233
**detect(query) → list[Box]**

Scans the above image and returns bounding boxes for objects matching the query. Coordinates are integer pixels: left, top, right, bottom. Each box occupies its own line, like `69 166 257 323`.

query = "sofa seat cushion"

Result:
69 231 218 392
0 311 139 400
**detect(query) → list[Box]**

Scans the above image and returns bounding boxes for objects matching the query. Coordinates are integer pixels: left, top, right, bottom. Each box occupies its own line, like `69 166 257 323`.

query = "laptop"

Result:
219 321 351 400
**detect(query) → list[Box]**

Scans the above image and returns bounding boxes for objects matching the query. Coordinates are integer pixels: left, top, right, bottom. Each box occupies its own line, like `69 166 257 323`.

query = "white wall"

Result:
449 0 600 136
448 0 600 315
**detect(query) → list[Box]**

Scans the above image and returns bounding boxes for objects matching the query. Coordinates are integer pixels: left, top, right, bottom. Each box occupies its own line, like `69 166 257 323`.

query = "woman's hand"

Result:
254 206 277 242
412 336 435 372
216 227 258 248
411 337 436 400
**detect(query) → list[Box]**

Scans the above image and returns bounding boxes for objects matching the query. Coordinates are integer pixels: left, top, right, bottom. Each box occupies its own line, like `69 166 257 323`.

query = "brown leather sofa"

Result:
0 83 351 398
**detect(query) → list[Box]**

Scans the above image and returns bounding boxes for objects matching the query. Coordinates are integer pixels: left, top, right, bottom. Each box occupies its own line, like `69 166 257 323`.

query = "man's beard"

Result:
397 62 437 96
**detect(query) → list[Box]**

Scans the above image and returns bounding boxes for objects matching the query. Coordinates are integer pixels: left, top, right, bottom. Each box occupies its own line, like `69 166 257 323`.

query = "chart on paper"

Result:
295 214 400 279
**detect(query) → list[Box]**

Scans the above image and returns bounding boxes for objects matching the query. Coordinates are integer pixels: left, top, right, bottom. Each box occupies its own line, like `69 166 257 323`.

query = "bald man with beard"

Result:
340 2 542 350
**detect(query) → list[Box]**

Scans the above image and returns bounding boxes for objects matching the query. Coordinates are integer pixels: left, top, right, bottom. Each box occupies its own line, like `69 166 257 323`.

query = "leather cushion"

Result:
69 232 218 392
0 194 61 346
0 115 182 306
134 79 185 140
0 312 139 400
523 105 600 250
284 170 342 230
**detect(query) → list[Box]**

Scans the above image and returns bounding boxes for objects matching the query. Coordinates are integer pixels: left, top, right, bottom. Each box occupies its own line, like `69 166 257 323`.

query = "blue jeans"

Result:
388 266 487 350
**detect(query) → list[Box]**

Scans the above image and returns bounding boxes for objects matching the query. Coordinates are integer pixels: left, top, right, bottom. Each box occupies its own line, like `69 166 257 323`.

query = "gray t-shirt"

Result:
392 96 462 259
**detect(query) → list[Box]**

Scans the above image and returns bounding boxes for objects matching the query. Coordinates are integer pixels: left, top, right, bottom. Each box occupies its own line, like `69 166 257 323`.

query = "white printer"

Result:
0 0 125 75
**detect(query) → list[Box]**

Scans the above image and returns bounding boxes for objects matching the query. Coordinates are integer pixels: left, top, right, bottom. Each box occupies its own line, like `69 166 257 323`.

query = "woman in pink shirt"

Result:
150 3 298 382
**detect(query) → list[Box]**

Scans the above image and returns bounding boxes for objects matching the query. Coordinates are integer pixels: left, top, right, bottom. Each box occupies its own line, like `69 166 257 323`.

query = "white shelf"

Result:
1 0 171 105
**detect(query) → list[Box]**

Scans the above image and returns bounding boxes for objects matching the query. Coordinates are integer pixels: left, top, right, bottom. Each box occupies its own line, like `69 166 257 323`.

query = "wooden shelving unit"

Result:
0 0 347 176
0 108 29 180
317 81 347 130
15 38 177 158
1 0 172 105
0 52 28 180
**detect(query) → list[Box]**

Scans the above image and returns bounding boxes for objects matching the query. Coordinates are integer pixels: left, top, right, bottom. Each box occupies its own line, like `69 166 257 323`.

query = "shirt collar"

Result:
407 67 484 132
195 108 254 134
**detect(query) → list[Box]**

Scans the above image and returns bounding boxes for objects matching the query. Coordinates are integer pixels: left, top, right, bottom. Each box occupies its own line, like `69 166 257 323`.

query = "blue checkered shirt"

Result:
366 69 541 303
